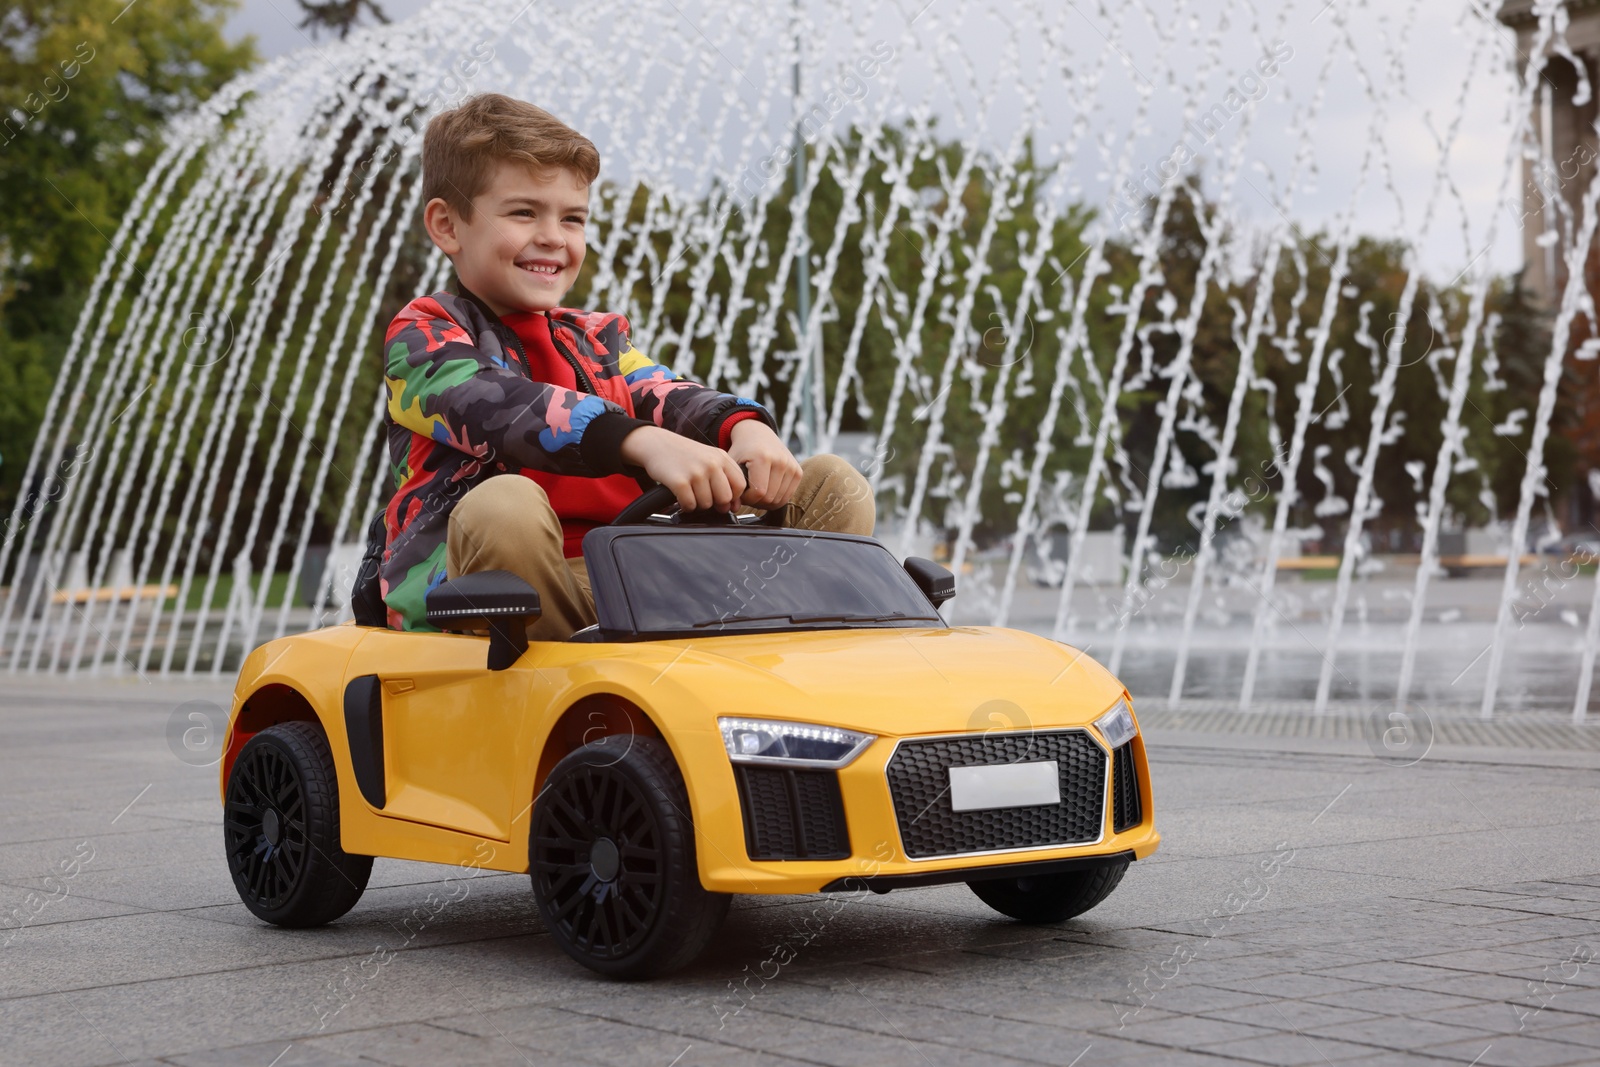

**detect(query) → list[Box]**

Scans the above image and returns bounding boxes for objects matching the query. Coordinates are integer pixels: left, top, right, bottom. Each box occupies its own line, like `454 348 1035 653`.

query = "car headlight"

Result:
718 718 875 768
1093 699 1137 749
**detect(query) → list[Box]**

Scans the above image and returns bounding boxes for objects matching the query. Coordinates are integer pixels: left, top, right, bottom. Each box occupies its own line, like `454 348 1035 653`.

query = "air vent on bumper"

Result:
1112 741 1142 833
734 765 851 860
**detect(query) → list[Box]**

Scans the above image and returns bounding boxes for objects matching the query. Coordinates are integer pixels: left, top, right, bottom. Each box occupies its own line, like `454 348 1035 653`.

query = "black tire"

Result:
223 721 372 927
968 860 1128 923
530 735 730 979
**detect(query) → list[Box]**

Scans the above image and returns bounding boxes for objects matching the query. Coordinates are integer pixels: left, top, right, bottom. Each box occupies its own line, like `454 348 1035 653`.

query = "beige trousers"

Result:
446 453 876 642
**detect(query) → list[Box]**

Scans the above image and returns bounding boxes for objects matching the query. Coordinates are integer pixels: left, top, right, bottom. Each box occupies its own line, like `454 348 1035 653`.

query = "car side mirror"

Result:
904 557 955 608
425 570 542 671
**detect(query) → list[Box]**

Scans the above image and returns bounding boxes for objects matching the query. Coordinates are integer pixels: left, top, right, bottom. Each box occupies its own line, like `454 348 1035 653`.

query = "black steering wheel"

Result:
611 467 785 528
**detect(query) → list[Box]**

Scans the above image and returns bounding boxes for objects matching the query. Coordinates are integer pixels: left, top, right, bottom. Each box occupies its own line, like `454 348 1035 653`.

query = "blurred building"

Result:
1501 0 1600 307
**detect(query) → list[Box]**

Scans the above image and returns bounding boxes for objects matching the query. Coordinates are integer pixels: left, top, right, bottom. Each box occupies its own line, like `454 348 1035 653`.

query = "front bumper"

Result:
819 850 1139 893
685 726 1159 895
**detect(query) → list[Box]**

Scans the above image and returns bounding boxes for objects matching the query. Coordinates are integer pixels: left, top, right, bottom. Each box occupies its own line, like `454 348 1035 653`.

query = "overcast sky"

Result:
223 0 429 62
219 0 1530 282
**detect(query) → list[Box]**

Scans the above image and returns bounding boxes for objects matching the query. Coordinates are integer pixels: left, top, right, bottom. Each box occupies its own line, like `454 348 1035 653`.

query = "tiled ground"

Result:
2 678 1598 1066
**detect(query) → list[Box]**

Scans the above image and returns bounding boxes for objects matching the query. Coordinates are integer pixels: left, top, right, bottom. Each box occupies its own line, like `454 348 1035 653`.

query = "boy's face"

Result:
425 161 589 317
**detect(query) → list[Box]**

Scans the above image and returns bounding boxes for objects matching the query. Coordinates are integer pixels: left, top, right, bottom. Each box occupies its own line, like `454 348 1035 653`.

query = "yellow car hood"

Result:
655 625 1126 736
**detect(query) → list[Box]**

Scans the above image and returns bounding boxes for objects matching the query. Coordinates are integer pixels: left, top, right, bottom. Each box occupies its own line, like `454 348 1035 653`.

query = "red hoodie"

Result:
500 311 761 557
501 311 641 557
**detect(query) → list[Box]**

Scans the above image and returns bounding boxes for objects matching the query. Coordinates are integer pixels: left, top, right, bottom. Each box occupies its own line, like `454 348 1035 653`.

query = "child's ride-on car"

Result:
219 486 1159 978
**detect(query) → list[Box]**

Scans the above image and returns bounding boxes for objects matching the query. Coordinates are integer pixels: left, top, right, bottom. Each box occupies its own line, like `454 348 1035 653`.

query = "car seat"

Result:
350 511 386 627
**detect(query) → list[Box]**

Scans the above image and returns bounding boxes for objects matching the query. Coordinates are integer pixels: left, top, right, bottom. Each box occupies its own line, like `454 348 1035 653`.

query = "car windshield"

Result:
607 532 943 635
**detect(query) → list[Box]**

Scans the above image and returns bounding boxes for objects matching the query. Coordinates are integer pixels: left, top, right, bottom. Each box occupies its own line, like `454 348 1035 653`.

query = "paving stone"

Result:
1009 1032 1179 1061
1308 960 1477 987
1545 875 1600 888
1087 1046 1259 1066
1422 927 1559 953
1200 1030 1381 1064
1329 936 1493 959
1420 888 1537 907
780 977 1155 1033
1530 987 1600 1018
5 849 271 913
0 879 146 937
1416 1002 1535 1035
1305 1014 1503 1052
0 994 158 1067
1121 930 1297 960
438 1016 713 1067
1499 933 1600 958
683 1048 827 1067
1467 915 1600 940
1209 972 1377 999
1523 1014 1600 1048
1402 948 1578 977
777 1025 1048 1066
619 980 1090 1063
166 1038 419 1066
1112 981 1281 1017
1169 950 1372 986
1108 1013 1279 1048
1307 987 1490 1016
0 896 549 1003
964 937 1137 962
1481 897 1599 917
0 824 195 884
302 1021 583 1066
1497 961 1600 993
1415 1035 1596 1066
1410 905 1562 928
1506 882 1600 903
1199 999 1383 1032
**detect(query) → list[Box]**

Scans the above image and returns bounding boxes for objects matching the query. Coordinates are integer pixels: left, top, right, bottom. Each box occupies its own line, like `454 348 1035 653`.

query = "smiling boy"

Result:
379 93 873 639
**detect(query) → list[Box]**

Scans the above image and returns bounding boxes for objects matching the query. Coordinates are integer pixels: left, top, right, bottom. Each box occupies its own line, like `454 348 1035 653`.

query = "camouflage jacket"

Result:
380 288 773 631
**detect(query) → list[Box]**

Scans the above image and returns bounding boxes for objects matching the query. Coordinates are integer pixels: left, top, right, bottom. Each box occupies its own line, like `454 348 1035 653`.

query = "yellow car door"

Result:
341 629 535 843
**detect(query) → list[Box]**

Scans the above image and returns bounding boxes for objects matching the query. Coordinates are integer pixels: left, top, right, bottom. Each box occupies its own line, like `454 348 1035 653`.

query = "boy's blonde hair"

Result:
422 93 600 220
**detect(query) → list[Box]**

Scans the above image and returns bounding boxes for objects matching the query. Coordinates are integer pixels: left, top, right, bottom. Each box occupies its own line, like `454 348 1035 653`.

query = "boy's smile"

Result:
424 160 589 317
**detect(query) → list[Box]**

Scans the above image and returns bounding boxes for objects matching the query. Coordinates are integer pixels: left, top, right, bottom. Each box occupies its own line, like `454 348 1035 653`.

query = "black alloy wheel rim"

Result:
224 743 310 909
533 764 665 960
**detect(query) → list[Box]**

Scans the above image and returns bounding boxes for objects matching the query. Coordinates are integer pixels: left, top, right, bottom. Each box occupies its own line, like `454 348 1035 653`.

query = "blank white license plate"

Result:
948 760 1061 812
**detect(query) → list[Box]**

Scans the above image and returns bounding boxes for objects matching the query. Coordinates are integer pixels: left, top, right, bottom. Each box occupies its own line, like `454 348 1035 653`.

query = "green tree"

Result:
0 0 255 508
296 0 389 41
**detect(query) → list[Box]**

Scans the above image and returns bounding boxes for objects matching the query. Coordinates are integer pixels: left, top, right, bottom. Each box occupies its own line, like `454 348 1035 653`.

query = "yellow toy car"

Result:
220 489 1158 978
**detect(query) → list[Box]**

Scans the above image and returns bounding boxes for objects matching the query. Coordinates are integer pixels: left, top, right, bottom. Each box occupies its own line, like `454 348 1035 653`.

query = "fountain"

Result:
3 0 1595 722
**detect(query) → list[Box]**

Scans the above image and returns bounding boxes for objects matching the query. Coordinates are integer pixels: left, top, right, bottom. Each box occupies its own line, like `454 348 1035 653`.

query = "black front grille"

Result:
1112 742 1142 833
734 765 851 860
886 731 1107 859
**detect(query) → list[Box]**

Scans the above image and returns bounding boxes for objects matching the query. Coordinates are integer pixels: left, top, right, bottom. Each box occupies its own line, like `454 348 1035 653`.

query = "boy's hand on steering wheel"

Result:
727 420 803 509
620 425 746 512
